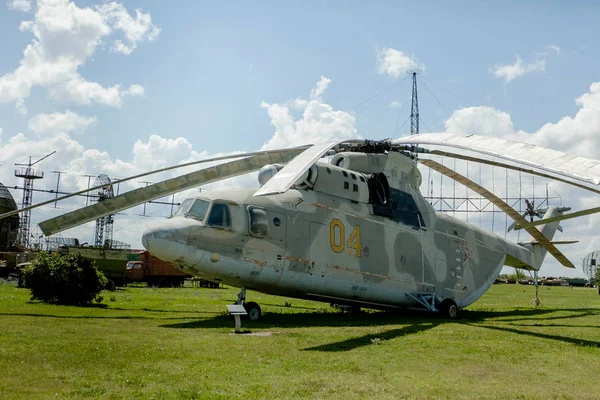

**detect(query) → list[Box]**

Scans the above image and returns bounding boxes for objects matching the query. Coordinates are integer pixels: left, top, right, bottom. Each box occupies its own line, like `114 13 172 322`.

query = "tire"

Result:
244 301 262 321
439 299 458 319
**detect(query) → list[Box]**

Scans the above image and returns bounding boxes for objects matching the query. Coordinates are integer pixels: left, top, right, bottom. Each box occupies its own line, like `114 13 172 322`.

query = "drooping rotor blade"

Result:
419 158 575 268
426 149 600 195
38 150 303 236
525 240 579 245
0 146 309 222
254 139 365 197
515 206 600 230
396 133 600 186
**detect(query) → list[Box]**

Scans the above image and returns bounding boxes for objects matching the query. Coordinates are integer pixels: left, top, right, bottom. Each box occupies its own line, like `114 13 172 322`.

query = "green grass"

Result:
0 282 599 400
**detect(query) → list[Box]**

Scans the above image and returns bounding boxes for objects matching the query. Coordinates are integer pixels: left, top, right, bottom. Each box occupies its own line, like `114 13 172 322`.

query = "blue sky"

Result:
1 0 600 277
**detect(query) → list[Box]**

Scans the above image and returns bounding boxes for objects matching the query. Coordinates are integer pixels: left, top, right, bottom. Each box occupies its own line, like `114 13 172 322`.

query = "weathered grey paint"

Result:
142 151 562 311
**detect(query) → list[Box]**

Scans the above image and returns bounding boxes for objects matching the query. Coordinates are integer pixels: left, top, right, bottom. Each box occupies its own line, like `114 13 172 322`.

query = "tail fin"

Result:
531 206 564 269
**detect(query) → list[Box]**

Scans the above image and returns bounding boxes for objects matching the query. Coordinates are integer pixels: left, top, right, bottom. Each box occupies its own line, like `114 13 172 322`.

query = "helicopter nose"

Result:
142 218 198 263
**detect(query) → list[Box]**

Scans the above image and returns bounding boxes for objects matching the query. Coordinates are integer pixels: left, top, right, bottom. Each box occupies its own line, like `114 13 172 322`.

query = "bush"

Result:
22 251 107 306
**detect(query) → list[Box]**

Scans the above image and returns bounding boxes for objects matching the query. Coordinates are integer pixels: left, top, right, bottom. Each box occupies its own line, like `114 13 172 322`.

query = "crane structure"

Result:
14 152 55 248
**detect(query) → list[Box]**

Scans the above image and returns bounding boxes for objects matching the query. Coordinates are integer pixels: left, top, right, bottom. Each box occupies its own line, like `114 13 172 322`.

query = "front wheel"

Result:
244 302 262 321
439 299 458 319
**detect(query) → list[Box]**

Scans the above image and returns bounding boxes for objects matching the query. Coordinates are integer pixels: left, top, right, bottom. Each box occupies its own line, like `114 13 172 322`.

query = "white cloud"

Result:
492 55 545 83
0 0 159 107
15 98 27 116
49 78 123 107
492 46 559 84
546 44 560 55
7 0 32 12
97 2 161 55
19 20 34 31
389 101 402 109
28 110 97 135
310 76 331 100
376 47 422 79
260 76 358 149
123 84 145 97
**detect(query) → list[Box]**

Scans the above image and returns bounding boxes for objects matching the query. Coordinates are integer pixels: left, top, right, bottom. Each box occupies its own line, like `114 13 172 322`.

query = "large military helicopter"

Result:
3 133 600 319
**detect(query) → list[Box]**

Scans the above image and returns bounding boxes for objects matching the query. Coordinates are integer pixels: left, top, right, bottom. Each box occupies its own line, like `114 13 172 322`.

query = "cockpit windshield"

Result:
173 198 194 217
173 198 211 222
186 199 211 221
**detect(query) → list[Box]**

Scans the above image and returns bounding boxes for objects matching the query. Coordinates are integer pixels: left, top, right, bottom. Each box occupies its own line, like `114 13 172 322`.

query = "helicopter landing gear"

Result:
438 298 458 319
233 287 262 321
244 302 262 321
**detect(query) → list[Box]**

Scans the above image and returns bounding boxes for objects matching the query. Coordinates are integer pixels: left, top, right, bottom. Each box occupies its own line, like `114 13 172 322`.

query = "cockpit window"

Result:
207 203 231 229
186 199 211 221
173 198 194 217
248 207 268 238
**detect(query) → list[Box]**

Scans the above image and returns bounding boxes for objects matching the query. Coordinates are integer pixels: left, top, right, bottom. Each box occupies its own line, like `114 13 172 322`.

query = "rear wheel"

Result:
439 299 458 319
244 302 262 321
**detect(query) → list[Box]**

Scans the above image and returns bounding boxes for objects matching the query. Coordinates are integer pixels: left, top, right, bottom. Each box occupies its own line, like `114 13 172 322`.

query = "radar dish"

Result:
582 251 600 280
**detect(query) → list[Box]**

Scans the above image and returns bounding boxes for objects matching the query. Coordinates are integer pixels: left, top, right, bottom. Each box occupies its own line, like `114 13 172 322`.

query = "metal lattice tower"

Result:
92 174 115 247
409 70 420 135
14 152 55 248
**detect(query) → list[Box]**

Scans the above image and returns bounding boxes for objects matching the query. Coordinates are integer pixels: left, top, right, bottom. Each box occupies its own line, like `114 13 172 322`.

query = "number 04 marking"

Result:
329 219 362 257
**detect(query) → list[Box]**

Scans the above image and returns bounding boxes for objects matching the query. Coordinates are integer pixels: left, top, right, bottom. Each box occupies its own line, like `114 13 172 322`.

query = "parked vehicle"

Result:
126 251 192 287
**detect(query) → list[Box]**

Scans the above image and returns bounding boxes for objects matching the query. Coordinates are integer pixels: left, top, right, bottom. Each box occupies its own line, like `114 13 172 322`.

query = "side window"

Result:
207 203 231 229
248 207 268 238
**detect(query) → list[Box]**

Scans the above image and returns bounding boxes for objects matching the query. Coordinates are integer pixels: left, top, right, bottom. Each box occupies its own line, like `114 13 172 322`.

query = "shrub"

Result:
22 251 107 306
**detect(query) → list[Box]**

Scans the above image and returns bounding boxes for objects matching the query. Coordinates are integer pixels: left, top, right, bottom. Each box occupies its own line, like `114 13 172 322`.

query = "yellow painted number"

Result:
329 219 363 258
330 219 345 253
348 225 362 257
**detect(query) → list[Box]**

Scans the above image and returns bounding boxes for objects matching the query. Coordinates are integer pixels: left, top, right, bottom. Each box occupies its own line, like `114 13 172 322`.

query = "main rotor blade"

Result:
396 133 600 186
38 150 303 236
419 158 574 268
515 206 600 230
254 139 365 197
0 146 309 221
427 149 600 195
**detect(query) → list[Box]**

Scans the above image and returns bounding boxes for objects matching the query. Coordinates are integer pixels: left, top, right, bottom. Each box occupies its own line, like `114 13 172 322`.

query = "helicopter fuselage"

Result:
142 185 523 310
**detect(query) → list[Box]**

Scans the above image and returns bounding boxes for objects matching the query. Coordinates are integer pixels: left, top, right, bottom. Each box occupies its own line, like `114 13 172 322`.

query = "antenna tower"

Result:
409 70 420 135
14 151 55 248
92 174 115 247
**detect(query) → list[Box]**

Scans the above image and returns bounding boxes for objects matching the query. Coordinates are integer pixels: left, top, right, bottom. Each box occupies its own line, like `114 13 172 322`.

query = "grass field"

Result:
0 281 599 400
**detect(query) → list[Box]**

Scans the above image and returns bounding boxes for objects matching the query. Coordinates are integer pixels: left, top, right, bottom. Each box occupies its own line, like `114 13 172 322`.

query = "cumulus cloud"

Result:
260 76 358 149
492 46 559 83
97 2 161 55
389 101 402 109
123 84 145 97
28 110 97 135
376 47 422 79
7 0 32 12
0 0 159 107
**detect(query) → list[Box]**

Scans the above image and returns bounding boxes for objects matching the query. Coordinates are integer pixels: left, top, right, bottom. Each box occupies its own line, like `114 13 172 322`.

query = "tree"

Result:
509 268 526 281
22 251 107 305
595 267 600 295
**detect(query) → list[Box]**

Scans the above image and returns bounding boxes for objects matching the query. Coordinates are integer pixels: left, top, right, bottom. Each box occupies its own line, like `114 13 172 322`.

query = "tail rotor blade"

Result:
515 206 600 230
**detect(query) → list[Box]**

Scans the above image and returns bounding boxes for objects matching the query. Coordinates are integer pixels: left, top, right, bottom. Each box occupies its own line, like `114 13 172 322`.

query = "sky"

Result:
1 0 600 278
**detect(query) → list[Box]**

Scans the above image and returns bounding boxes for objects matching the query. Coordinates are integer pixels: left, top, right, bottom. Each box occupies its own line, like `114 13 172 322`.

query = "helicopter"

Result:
3 132 600 320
